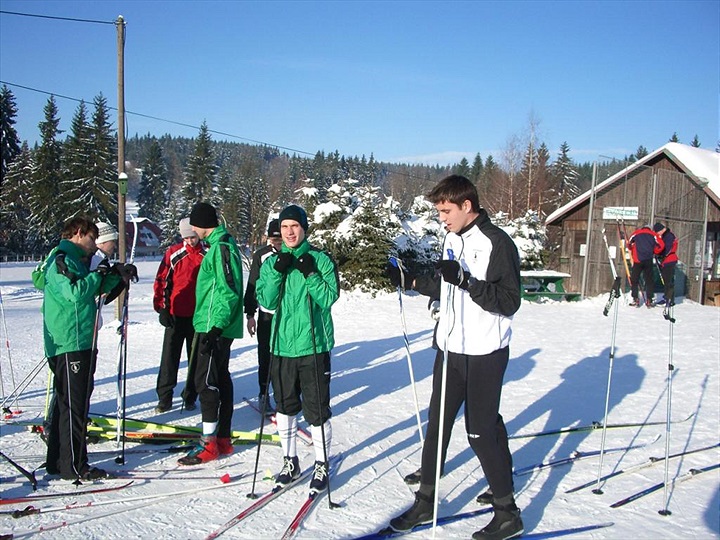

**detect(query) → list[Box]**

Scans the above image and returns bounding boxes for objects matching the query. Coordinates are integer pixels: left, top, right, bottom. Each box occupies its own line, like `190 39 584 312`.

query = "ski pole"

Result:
389 256 424 448
593 233 621 494
0 289 17 402
0 356 47 413
307 291 339 509
432 247 454 538
248 275 286 499
659 304 676 516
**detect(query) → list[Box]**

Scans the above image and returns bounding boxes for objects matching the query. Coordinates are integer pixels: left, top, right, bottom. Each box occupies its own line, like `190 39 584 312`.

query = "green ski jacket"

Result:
257 238 339 357
193 225 244 338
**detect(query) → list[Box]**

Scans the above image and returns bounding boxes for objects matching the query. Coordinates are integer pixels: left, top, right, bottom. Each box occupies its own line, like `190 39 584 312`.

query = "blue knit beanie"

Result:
279 205 308 231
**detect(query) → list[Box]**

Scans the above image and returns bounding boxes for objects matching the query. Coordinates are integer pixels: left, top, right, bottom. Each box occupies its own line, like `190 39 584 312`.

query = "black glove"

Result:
96 259 111 276
159 308 174 328
113 263 139 283
200 326 223 356
274 252 294 274
385 261 413 290
295 254 315 277
435 260 471 289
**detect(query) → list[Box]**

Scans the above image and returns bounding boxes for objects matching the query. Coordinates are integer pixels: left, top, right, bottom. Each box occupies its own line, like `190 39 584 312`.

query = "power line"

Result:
0 10 115 25
0 80 314 157
1 80 432 179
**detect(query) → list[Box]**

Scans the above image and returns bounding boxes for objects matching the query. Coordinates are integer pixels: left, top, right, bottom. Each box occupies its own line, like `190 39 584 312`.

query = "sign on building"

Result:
602 206 639 220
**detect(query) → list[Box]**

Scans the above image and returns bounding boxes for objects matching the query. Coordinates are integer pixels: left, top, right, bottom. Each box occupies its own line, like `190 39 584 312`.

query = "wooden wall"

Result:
552 154 719 302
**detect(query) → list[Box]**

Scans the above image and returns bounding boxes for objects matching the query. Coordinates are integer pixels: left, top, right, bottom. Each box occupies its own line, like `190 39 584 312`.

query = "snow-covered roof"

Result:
546 143 719 225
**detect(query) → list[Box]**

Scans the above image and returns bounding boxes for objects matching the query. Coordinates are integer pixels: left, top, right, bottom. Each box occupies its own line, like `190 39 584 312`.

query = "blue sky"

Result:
0 0 717 166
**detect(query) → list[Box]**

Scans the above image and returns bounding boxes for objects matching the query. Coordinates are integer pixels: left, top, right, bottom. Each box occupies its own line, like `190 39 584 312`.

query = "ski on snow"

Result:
509 412 694 440
280 454 344 540
0 480 134 505
1 475 241 519
513 436 660 477
204 461 320 540
610 462 720 508
565 442 720 493
242 396 313 446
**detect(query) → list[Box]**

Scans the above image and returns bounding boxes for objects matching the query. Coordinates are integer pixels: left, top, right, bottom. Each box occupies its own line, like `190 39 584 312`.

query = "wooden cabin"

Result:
546 143 720 305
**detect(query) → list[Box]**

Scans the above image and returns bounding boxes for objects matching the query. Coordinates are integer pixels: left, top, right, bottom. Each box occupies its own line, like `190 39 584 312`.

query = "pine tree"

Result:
61 100 93 220
669 132 679 143
137 139 168 221
1 142 32 253
634 145 649 160
29 96 64 251
455 157 470 177
0 85 22 185
691 135 701 147
552 141 580 207
182 122 217 205
87 93 118 223
470 153 484 185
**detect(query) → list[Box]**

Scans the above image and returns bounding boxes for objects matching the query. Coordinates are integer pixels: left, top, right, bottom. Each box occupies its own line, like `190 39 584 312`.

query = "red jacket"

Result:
153 241 206 317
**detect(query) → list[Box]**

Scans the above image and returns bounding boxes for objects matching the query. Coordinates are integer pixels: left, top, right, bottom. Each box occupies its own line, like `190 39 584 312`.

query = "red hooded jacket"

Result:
153 240 206 317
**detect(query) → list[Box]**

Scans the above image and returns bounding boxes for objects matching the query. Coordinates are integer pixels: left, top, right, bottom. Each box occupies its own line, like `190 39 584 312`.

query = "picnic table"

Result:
521 270 581 301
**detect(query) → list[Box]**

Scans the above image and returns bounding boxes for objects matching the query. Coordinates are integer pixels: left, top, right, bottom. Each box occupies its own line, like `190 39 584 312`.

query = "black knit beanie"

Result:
189 202 219 228
279 204 308 231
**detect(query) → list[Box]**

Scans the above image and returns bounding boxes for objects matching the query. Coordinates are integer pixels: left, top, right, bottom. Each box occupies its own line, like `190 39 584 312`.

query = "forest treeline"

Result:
1 85 702 288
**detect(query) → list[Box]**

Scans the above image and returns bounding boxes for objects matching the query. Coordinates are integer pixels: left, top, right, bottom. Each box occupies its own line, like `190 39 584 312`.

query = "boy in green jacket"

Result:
257 204 339 494
42 216 132 481
179 202 244 465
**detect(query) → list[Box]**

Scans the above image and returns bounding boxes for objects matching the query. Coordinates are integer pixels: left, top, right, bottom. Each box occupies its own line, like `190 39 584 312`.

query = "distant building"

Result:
546 143 720 305
125 217 163 258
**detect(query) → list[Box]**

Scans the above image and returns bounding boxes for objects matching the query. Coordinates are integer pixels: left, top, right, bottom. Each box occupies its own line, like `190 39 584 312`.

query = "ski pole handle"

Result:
446 248 455 261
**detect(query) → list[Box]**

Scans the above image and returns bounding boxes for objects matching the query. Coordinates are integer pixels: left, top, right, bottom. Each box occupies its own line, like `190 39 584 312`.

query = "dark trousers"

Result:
270 352 331 426
194 334 234 438
156 316 197 406
659 262 676 304
420 347 514 500
630 259 655 302
257 312 273 396
46 350 95 479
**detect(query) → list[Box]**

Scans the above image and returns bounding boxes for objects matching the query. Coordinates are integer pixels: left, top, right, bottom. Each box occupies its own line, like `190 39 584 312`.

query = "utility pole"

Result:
116 15 127 318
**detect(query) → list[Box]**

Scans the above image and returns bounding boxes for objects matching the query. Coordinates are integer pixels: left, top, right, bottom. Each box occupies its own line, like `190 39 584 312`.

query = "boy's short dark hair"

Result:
61 216 98 239
426 174 480 213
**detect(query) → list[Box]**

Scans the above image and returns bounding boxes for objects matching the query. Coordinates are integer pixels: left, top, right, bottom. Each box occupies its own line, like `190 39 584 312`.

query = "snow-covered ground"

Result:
1 259 718 539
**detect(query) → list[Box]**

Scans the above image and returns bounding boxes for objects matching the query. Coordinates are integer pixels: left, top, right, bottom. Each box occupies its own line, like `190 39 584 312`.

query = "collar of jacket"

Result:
58 238 86 260
281 238 310 257
204 225 229 246
456 209 490 236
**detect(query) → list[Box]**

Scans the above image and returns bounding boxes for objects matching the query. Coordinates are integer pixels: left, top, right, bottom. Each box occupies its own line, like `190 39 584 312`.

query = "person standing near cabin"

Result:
153 218 205 413
627 224 664 307
244 218 283 413
256 204 340 494
178 203 244 466
386 175 523 540
42 216 134 481
653 222 678 306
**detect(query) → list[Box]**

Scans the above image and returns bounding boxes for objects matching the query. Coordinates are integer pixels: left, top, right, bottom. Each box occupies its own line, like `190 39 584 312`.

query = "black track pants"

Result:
156 316 197 406
420 347 514 499
46 350 95 479
194 335 234 438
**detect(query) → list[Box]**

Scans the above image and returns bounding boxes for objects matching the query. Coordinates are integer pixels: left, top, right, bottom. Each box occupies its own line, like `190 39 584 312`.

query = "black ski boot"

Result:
403 467 422 485
476 488 493 505
275 455 300 487
389 491 434 532
472 500 523 540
